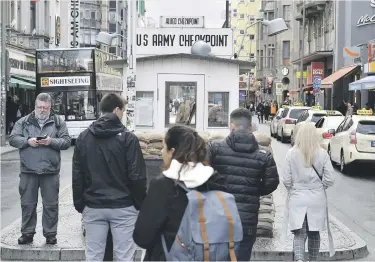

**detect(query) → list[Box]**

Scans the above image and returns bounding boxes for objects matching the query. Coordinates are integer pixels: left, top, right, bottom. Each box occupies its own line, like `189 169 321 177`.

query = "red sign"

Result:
307 62 324 86
369 41 375 63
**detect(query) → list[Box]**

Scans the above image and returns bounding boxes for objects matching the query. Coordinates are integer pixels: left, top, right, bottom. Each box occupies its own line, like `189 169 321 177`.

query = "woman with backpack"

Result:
133 125 242 261
282 123 335 261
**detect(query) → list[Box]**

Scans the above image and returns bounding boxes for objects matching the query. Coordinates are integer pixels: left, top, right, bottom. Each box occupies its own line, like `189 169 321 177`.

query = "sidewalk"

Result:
1 185 368 261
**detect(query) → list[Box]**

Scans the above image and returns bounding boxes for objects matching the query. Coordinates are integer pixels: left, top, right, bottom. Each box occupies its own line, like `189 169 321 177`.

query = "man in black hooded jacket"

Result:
72 93 146 261
207 108 279 261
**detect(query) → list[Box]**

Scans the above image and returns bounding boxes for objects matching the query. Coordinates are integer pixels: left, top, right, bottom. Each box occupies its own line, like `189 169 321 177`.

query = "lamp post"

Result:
1 0 8 146
299 0 306 102
96 0 137 131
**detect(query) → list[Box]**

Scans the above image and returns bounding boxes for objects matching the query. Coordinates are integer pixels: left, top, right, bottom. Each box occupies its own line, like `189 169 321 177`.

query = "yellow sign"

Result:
41 78 49 86
293 102 304 106
311 106 322 110
282 105 289 109
296 71 307 79
368 61 375 73
326 110 338 115
357 109 373 115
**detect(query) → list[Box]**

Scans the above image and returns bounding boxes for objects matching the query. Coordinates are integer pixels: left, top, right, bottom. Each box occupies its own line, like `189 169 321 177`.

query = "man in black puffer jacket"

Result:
207 108 279 261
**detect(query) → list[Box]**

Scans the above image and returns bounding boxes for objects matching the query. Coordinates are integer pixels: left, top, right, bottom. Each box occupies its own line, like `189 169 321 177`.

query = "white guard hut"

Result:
106 53 255 134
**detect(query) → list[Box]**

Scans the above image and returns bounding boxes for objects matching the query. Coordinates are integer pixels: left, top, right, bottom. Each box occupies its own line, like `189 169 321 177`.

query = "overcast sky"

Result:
144 0 227 28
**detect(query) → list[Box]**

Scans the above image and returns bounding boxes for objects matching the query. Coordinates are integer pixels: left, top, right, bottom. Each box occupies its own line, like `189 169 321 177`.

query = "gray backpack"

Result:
161 181 243 261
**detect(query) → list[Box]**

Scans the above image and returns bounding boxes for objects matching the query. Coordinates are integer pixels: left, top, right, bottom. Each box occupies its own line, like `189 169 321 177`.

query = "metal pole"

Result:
299 0 306 102
1 0 7 146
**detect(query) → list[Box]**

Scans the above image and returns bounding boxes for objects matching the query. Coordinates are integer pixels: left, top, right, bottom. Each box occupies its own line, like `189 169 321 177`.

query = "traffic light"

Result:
267 79 272 94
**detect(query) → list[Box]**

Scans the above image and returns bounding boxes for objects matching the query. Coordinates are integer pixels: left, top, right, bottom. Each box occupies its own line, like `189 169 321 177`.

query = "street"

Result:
1 124 375 260
1 148 74 230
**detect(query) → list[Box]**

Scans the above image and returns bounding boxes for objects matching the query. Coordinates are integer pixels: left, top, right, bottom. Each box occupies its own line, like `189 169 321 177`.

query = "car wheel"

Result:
276 131 281 141
290 132 294 146
281 130 286 143
270 126 273 137
340 151 347 173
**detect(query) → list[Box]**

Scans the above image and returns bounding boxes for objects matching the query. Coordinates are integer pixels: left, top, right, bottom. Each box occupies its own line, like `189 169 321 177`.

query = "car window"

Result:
311 113 326 123
315 118 324 128
336 118 347 133
342 118 353 132
297 112 306 123
357 121 375 135
282 109 289 118
290 109 307 119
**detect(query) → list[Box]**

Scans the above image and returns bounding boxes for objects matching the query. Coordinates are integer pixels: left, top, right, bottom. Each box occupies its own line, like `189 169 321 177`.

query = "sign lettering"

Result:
41 76 90 87
69 0 80 48
160 16 205 28
357 0 375 27
136 28 233 56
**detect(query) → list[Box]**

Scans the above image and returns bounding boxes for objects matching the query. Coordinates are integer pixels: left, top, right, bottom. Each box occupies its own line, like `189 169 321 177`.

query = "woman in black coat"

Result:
133 126 226 261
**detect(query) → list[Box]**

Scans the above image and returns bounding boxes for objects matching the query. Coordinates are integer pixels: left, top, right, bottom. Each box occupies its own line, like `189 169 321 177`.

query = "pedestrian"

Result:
72 93 147 261
207 108 279 261
133 125 242 261
257 102 265 123
282 123 335 261
264 102 271 122
9 93 71 245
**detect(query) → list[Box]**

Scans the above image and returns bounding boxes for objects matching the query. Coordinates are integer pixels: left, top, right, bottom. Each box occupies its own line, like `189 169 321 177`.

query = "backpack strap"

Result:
175 181 191 192
53 115 61 129
216 192 237 262
195 191 210 262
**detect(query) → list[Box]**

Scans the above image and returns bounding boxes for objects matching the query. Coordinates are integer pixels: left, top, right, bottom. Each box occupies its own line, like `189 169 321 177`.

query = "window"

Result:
282 41 290 65
208 92 229 127
250 53 255 59
290 109 307 119
357 121 375 135
249 34 255 40
44 0 49 35
249 15 255 21
136 91 154 127
311 114 326 123
239 30 245 35
109 47 117 54
66 91 97 121
233 9 237 13
240 14 245 19
250 0 255 2
283 5 291 21
109 0 116 9
239 76 244 81
30 1 36 32
109 23 117 33
50 92 66 119
165 82 197 127
234 40 237 44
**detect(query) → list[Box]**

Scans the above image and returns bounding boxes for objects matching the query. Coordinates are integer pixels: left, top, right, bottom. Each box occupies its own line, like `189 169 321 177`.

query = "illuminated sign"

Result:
41 76 90 87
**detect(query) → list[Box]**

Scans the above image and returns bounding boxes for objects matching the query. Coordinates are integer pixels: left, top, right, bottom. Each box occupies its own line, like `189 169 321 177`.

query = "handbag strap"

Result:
312 165 323 181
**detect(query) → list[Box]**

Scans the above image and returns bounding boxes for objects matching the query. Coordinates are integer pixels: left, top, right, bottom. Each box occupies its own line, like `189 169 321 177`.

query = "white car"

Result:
270 108 285 138
291 108 343 146
328 111 375 173
277 106 310 143
315 115 346 150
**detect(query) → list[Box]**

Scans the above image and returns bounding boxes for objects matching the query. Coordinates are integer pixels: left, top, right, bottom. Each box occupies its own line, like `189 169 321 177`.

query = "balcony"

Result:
7 29 50 50
295 0 327 21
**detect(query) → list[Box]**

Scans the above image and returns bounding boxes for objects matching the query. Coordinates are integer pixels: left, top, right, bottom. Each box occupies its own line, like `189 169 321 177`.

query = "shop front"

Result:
106 53 255 134
7 48 36 115
349 75 375 111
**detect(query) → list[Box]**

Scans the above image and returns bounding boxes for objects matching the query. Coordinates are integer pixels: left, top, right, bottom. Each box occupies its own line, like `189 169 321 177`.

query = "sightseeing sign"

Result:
41 76 90 87
136 28 233 57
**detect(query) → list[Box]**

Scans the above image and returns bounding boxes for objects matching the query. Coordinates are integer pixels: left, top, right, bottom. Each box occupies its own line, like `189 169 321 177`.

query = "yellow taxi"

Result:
328 109 375 173
290 106 343 146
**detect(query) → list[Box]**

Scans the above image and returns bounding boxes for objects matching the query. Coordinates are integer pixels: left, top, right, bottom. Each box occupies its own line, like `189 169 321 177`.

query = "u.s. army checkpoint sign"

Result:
136 28 233 57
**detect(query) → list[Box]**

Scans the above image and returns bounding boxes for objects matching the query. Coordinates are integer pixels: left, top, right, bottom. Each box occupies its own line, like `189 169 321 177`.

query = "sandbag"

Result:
139 141 148 150
147 148 161 156
256 221 273 231
135 132 149 143
149 142 163 150
260 198 273 206
258 213 275 223
258 204 274 213
256 228 273 238
148 132 164 143
253 131 271 146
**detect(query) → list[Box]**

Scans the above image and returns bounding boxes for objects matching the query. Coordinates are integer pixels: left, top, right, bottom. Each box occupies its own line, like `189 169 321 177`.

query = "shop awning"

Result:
349 75 375 91
321 65 359 88
10 76 35 90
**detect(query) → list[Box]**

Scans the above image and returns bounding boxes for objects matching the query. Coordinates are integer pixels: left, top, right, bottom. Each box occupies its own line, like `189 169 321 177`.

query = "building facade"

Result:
291 0 375 109
255 0 294 104
230 0 261 105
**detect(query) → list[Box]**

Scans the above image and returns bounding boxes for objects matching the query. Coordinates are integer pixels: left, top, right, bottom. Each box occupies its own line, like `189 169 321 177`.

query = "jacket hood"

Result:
89 113 125 138
226 130 259 153
162 160 215 188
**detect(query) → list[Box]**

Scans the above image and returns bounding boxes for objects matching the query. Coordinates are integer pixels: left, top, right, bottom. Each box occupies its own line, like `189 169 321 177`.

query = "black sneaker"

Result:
18 234 33 245
46 235 57 245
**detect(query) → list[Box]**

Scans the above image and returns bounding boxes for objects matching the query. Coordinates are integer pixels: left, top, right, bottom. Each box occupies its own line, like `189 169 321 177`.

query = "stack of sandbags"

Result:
257 194 275 237
135 132 149 155
146 132 164 156
253 131 273 154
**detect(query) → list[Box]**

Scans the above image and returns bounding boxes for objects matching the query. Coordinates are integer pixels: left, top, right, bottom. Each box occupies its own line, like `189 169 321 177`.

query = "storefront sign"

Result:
357 0 375 27
69 0 80 48
8 48 36 78
160 16 204 28
41 76 90 87
308 62 324 86
136 28 233 56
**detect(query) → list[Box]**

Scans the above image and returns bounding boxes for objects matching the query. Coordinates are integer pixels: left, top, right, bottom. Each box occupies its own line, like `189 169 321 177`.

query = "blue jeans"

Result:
238 234 257 261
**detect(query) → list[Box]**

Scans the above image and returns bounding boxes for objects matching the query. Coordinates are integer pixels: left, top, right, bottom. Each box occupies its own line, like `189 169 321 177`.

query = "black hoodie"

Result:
207 130 279 234
72 113 147 212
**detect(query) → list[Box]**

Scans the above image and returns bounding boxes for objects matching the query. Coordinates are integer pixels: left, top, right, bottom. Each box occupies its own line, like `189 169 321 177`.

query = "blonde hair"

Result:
294 122 321 167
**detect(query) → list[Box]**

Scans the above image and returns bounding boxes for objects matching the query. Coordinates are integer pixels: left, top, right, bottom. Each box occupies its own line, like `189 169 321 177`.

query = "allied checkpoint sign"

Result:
136 28 233 57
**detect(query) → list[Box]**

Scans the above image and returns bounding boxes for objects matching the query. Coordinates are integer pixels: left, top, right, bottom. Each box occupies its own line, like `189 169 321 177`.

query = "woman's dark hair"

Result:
164 125 207 179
